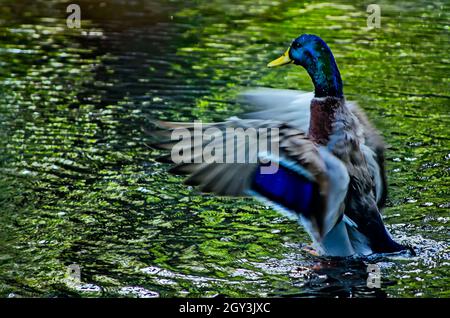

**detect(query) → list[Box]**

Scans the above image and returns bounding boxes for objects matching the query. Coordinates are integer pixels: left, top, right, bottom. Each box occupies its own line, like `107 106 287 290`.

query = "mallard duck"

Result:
152 34 410 257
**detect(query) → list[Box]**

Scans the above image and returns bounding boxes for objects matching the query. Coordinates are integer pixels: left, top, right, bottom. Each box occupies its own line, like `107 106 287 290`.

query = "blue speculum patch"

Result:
251 165 318 218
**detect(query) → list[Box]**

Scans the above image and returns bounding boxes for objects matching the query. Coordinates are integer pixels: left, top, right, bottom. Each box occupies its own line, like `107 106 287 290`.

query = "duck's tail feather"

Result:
345 208 409 254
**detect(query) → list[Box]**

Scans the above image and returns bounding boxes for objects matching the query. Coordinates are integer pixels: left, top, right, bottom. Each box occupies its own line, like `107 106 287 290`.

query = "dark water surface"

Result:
0 0 449 297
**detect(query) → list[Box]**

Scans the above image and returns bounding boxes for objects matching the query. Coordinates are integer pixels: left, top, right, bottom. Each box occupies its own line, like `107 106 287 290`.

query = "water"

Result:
0 0 448 298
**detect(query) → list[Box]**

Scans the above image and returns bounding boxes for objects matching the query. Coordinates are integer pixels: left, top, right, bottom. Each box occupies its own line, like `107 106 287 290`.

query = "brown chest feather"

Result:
308 97 342 145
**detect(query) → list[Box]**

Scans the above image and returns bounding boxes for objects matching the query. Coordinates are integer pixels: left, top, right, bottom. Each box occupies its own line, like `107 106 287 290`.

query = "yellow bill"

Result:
267 48 293 67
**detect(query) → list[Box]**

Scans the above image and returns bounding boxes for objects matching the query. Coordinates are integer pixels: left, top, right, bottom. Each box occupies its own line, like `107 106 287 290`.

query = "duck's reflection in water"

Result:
273 257 393 298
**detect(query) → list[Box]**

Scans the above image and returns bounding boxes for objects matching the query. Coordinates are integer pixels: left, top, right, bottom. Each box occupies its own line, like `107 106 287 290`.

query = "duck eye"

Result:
292 42 302 49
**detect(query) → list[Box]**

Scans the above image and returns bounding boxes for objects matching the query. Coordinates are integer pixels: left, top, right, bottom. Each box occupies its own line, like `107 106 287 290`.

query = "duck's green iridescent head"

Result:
268 34 343 98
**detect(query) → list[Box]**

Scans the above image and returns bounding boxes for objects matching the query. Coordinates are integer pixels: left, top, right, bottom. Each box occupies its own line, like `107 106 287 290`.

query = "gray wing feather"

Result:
347 101 387 208
238 88 313 132
151 118 333 237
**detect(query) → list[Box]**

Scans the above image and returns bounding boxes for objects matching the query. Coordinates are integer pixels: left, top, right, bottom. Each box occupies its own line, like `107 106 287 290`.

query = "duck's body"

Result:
153 34 409 257
241 89 404 256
